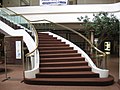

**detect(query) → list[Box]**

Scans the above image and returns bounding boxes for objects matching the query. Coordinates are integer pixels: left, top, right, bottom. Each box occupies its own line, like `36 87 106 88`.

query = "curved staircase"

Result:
24 32 114 86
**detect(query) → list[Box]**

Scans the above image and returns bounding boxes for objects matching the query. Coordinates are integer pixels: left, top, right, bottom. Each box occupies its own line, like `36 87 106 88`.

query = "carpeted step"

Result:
24 76 114 86
40 66 91 72
38 33 50 36
39 46 73 50
38 36 56 39
40 49 78 54
40 53 81 58
39 40 65 44
40 61 88 67
39 38 60 41
39 43 69 47
41 57 85 63
24 32 114 86
36 71 99 78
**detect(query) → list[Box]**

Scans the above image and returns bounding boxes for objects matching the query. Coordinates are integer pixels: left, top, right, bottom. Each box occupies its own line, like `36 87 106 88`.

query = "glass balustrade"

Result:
0 7 39 75
0 8 31 30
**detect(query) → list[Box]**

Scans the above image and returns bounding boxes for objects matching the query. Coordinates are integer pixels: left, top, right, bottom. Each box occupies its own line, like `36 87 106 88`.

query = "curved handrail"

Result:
0 5 39 57
31 19 106 57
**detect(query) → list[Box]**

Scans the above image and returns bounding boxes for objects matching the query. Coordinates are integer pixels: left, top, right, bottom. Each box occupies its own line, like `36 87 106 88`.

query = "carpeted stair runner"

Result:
24 32 114 86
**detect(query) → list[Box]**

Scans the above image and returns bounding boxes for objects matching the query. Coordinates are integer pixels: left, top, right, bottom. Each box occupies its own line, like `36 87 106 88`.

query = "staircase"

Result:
24 32 114 86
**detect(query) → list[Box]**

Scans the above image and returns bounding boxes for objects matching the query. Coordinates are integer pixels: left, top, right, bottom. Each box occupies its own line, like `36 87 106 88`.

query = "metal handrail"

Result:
0 5 39 80
0 5 39 57
31 19 107 68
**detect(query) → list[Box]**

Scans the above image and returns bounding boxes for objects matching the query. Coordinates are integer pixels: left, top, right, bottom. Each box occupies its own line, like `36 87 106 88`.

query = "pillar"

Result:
90 30 94 53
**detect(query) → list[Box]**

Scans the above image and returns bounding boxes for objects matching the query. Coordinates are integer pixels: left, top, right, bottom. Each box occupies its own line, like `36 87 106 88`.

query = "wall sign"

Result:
104 41 111 54
40 0 68 5
16 41 22 59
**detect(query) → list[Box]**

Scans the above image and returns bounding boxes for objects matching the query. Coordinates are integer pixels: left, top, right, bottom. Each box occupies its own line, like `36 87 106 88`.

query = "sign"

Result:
40 0 68 5
16 41 22 59
104 41 111 54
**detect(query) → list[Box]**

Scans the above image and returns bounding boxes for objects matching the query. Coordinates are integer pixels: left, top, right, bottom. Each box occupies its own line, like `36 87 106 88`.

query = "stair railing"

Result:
31 19 107 69
0 6 39 78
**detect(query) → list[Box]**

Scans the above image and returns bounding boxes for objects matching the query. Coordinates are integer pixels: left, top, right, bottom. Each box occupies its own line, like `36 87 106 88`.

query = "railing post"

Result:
104 54 108 69
26 56 31 70
31 54 35 69
2 42 10 82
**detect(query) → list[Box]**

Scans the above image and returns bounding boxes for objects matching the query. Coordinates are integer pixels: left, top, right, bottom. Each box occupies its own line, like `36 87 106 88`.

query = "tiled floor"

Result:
0 55 120 90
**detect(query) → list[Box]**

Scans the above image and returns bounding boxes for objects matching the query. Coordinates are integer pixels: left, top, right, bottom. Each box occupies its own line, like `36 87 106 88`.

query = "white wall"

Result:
77 0 120 4
2 0 120 7
8 3 120 23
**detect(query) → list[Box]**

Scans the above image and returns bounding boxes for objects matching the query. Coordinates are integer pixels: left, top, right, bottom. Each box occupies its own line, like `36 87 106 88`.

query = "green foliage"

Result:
77 12 119 45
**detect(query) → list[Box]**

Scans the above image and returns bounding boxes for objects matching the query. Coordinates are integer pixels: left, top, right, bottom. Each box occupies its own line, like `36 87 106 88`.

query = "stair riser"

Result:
36 74 99 78
40 54 81 58
39 41 65 44
39 39 61 43
40 68 91 72
24 80 114 86
39 50 77 54
40 63 88 67
39 39 60 41
39 36 56 39
39 44 69 47
38 33 49 35
41 58 85 63
39 47 73 50
38 34 52 37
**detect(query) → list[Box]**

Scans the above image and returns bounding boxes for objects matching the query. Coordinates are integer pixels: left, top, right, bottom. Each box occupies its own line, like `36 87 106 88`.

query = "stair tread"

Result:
37 71 98 75
39 46 71 48
38 36 55 39
41 61 87 64
40 61 88 67
39 40 61 42
40 49 77 52
39 39 59 41
40 49 77 53
25 76 114 82
41 56 85 60
40 53 81 57
38 36 55 38
39 47 73 51
39 44 69 47
39 41 65 44
40 66 90 69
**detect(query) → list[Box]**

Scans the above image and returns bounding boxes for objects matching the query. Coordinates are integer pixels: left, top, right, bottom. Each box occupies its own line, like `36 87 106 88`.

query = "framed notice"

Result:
40 0 68 5
16 41 22 59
